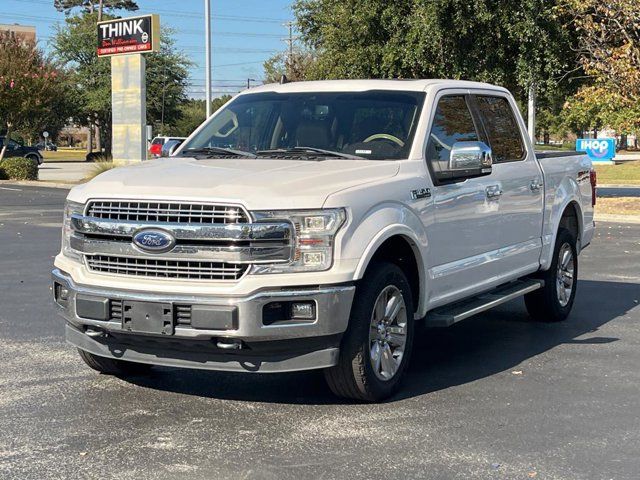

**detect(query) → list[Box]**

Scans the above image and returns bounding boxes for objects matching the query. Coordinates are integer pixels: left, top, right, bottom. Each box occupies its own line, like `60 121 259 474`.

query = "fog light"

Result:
59 287 70 301
290 301 315 320
54 282 69 308
302 251 325 266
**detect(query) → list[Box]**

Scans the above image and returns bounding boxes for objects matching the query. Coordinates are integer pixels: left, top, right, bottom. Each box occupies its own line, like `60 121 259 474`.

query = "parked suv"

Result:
0 137 43 165
53 80 595 401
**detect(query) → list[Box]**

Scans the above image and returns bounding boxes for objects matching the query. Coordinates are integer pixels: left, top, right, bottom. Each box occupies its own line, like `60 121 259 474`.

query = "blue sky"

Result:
2 0 295 98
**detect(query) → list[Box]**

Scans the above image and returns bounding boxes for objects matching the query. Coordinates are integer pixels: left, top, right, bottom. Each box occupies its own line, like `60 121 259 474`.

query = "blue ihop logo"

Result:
576 138 616 162
132 229 176 253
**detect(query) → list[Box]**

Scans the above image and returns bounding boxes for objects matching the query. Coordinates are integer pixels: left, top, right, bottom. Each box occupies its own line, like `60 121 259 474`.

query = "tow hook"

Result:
216 339 243 350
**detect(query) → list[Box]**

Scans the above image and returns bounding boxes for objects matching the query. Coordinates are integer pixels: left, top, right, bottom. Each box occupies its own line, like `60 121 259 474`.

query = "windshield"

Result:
182 90 426 160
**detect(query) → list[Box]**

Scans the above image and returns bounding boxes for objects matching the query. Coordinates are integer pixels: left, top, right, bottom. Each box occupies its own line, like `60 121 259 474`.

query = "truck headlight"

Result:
61 200 84 261
251 208 346 273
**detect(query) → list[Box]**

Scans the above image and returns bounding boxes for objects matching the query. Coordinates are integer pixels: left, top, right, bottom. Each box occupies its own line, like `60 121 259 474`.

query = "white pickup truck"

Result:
53 80 596 401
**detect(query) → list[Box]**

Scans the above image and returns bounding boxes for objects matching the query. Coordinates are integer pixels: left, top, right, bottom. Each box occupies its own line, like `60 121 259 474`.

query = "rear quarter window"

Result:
475 96 526 162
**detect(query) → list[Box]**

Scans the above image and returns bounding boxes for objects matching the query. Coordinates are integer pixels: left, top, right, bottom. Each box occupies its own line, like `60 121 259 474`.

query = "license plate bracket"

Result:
122 301 174 335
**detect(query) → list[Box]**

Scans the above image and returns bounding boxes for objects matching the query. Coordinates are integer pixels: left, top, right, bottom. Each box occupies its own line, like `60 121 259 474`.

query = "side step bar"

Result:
424 279 544 327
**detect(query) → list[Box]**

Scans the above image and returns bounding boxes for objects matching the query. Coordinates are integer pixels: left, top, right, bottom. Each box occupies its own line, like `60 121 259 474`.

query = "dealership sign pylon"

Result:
97 14 160 165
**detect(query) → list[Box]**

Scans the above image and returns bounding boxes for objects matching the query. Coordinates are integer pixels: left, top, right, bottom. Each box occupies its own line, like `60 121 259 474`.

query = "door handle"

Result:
485 185 503 199
530 179 543 191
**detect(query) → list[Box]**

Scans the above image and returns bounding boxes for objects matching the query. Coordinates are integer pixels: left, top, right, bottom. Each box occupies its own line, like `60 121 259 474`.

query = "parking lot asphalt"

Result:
1 184 639 480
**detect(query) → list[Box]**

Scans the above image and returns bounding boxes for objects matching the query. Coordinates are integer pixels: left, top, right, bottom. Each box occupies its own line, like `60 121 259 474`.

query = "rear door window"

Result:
474 96 526 162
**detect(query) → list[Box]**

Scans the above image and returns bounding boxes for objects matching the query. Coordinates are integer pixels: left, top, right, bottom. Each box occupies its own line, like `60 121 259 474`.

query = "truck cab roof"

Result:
242 79 510 95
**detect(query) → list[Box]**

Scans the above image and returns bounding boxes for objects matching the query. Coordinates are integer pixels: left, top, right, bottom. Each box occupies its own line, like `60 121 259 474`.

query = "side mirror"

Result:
449 141 493 171
161 140 183 157
433 141 492 183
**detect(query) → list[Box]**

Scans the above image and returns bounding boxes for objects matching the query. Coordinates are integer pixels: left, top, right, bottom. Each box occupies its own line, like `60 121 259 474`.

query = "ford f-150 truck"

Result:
53 80 596 401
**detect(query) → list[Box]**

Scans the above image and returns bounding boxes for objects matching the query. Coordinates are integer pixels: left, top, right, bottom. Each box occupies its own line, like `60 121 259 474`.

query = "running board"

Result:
424 279 544 327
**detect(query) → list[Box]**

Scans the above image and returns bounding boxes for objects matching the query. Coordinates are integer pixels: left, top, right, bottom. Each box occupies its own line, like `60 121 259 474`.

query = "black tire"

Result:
26 154 41 166
525 227 578 322
324 262 414 402
77 349 153 376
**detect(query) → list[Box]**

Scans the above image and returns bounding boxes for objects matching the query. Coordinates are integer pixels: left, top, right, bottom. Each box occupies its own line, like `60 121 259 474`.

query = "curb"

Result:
594 213 640 224
598 184 640 189
0 180 78 189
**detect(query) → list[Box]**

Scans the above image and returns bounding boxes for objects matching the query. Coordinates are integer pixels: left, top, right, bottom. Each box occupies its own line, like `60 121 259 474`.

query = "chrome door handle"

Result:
485 185 503 199
530 179 543 191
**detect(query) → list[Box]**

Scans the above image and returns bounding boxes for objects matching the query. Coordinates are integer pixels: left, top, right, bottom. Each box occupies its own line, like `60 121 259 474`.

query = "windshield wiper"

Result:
182 147 256 158
256 146 365 160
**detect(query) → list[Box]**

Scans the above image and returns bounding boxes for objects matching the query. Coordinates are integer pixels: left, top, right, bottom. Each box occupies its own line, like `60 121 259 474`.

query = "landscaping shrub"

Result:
0 157 39 180
85 152 113 162
84 161 115 181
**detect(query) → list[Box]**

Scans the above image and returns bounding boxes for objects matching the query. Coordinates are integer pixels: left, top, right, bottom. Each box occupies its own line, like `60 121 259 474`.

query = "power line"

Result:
7 1 289 24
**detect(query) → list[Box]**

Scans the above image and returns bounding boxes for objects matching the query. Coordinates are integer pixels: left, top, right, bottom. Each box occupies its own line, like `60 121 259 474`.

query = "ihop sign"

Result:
576 138 616 162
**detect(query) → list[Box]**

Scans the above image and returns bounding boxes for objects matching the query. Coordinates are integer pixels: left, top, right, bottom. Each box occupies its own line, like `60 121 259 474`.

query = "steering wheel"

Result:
363 133 405 147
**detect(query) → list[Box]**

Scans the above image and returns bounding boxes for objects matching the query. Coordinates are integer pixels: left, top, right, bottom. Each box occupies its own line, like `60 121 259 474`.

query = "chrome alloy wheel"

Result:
368 285 408 381
556 243 575 307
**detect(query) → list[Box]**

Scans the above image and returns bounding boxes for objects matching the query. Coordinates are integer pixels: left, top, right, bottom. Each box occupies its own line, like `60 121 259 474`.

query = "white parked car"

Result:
53 80 596 401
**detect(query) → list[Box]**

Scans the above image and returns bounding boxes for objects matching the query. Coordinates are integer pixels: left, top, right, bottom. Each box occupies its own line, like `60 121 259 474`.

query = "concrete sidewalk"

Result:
38 162 94 183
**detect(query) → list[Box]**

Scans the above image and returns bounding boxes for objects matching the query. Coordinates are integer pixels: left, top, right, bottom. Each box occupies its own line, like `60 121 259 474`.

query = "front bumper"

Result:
52 269 355 373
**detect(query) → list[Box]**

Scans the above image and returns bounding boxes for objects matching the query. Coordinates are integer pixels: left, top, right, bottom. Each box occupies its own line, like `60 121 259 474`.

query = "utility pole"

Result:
205 0 212 117
527 82 536 144
97 0 103 22
284 21 295 73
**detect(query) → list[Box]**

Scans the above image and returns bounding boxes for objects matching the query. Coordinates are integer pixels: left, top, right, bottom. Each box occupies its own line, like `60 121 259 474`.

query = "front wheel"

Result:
324 262 414 402
525 227 578 322
78 349 153 376
26 154 41 166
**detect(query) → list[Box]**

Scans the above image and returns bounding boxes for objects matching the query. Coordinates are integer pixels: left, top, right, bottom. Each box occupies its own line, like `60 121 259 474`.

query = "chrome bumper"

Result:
52 269 355 372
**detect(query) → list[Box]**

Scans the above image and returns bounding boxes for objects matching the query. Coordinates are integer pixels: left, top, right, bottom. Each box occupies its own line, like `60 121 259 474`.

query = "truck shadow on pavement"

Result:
125 279 639 404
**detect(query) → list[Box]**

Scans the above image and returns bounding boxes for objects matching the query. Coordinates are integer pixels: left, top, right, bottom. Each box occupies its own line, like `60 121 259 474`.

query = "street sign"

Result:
97 14 160 57
576 138 616 162
42 131 49 138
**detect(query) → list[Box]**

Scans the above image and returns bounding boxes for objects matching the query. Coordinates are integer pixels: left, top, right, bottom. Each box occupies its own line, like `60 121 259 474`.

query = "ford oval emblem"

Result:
132 229 176 253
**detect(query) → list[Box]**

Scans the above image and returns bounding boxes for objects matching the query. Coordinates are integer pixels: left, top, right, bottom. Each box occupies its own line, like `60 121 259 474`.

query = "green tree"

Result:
146 32 190 135
55 0 138 19
561 0 640 99
263 49 316 83
168 96 232 137
0 34 72 161
52 12 191 154
293 0 581 105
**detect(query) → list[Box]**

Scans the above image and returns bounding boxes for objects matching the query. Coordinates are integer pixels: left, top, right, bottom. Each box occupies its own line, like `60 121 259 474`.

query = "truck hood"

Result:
68 157 400 210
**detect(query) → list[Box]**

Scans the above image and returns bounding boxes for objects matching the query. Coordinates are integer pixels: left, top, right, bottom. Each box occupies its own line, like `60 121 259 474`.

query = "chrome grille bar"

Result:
86 255 248 281
70 234 292 264
86 201 250 224
71 215 292 242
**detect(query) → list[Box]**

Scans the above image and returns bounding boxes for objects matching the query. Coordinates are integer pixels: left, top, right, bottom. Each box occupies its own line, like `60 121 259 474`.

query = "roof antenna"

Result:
280 74 289 84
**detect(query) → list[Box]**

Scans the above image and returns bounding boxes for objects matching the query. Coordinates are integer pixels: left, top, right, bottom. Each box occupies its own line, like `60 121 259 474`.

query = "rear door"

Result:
471 92 544 276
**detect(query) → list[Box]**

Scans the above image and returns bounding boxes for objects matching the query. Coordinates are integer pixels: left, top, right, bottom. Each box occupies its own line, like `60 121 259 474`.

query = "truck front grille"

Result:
86 255 248 281
86 201 249 224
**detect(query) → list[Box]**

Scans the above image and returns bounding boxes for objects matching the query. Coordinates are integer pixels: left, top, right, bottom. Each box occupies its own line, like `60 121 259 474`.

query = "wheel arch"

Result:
354 228 426 318
541 197 584 271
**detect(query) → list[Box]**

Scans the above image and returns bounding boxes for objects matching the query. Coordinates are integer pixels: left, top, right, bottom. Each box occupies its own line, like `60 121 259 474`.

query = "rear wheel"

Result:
78 349 153 376
324 262 414 402
525 227 578 322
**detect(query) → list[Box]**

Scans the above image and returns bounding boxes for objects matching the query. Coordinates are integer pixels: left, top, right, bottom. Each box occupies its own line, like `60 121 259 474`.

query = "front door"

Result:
423 93 507 307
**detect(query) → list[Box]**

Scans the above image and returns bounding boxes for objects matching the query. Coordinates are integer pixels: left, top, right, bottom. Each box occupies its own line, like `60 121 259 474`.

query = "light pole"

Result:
205 0 212 117
247 78 256 89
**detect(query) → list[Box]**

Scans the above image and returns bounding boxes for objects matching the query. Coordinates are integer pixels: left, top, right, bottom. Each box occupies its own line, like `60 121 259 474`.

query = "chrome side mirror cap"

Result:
449 141 493 171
